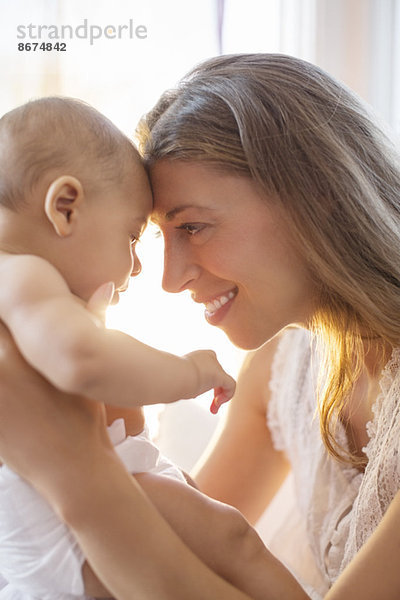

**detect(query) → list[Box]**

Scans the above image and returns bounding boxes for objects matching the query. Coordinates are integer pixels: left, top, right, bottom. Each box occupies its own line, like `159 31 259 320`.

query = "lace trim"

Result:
363 346 400 457
340 346 400 573
267 330 400 586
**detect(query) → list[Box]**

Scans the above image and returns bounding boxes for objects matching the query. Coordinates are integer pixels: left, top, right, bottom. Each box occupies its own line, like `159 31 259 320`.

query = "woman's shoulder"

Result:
270 327 313 388
267 327 316 452
277 325 312 348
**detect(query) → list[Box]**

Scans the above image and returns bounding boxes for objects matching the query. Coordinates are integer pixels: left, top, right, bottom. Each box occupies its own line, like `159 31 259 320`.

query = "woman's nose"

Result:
162 239 199 293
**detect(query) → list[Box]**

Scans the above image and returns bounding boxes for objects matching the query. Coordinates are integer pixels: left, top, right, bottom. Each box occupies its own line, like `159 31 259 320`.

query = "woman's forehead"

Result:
150 159 272 227
150 160 251 203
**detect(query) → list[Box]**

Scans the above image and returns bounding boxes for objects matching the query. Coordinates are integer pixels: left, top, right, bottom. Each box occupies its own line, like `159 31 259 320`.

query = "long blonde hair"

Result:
137 54 400 465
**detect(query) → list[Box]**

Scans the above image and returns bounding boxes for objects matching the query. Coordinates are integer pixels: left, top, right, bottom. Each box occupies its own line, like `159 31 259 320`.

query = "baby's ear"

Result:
44 176 84 237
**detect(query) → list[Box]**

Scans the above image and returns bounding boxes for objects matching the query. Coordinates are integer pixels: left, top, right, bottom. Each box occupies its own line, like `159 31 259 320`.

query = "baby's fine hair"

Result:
138 53 400 465
0 96 139 209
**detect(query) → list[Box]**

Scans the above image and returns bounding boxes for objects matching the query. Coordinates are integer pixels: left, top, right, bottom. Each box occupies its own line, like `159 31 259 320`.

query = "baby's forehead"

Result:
117 159 153 213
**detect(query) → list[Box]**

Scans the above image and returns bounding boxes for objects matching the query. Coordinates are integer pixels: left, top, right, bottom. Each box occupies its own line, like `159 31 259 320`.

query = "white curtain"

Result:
314 0 400 134
221 0 316 60
220 0 400 133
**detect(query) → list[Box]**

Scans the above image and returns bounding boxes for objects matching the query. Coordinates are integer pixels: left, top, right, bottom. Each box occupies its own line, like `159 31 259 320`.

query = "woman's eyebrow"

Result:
151 205 215 226
165 205 215 221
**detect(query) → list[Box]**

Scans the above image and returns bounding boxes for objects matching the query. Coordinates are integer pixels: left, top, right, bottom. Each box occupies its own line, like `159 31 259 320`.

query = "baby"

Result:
0 97 235 598
0 98 234 412
0 98 280 600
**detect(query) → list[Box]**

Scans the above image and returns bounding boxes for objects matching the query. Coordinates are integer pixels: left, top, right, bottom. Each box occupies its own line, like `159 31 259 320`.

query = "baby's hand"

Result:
86 282 115 325
184 350 236 414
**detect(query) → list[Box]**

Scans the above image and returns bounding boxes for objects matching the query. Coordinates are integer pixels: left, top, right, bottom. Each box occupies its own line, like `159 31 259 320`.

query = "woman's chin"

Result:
221 325 272 351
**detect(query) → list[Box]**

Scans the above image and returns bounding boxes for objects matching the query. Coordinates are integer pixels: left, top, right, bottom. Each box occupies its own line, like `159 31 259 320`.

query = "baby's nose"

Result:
131 256 142 277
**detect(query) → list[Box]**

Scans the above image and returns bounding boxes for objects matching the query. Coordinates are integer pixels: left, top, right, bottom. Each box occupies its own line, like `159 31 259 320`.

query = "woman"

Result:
1 53 400 599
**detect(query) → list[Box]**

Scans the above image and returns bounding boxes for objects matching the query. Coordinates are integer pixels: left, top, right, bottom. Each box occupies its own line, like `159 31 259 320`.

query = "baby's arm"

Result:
0 254 234 408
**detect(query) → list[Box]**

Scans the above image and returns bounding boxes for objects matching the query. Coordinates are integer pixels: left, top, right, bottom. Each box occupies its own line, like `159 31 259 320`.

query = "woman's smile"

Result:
192 288 238 324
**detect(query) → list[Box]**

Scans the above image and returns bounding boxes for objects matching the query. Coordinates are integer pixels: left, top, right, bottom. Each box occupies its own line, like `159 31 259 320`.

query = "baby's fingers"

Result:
210 384 235 415
86 282 115 324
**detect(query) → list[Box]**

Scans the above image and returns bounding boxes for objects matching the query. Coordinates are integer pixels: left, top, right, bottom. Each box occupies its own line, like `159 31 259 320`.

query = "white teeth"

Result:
205 291 236 315
205 302 217 314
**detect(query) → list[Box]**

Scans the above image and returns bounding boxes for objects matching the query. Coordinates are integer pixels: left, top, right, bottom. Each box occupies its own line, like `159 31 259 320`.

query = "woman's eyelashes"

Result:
176 223 206 236
151 223 210 241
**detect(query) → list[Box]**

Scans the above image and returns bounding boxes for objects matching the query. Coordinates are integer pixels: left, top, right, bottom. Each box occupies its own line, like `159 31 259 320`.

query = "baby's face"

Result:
65 162 152 303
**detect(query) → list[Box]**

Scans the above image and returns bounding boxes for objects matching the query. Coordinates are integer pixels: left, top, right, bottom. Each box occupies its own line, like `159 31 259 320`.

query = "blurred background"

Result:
1 0 400 474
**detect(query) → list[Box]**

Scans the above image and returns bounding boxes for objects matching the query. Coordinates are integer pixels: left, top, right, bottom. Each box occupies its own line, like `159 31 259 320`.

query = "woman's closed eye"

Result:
176 223 206 236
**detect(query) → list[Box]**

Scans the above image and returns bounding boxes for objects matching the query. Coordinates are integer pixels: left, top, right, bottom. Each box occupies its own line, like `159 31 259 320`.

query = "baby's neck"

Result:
0 206 44 257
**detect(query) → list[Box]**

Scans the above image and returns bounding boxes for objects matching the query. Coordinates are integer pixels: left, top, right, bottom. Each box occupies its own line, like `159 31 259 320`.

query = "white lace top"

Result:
267 327 400 595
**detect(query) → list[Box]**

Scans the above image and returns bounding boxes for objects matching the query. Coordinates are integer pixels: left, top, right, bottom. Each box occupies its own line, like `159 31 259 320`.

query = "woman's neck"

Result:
341 339 393 463
362 338 393 380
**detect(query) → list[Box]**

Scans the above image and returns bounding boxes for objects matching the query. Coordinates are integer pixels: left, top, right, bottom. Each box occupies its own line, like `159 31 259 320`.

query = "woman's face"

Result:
151 160 317 349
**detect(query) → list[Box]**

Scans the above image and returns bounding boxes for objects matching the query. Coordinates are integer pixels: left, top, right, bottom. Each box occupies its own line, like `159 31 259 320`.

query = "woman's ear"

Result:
44 176 84 237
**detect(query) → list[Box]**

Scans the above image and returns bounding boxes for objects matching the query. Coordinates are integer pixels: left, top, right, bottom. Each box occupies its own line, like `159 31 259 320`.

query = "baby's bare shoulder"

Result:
0 252 69 314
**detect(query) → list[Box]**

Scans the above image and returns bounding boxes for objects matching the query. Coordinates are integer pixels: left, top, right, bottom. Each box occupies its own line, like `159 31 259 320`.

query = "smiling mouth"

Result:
204 288 238 318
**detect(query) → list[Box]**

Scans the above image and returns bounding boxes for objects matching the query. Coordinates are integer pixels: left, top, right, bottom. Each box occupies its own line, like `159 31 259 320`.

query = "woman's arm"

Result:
194 336 290 523
83 469 310 600
63 460 308 600
326 490 400 600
